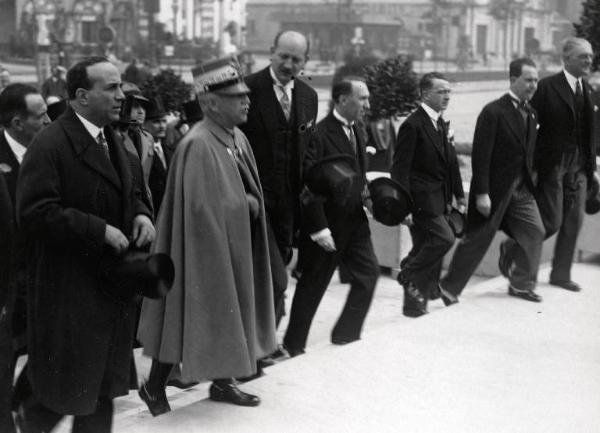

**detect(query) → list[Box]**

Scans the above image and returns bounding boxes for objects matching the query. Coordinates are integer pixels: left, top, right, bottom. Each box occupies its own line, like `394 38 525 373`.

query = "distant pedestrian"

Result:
40 66 68 101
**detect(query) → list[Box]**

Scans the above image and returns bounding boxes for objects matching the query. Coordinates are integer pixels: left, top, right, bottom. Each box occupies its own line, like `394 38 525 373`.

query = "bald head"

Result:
270 31 309 85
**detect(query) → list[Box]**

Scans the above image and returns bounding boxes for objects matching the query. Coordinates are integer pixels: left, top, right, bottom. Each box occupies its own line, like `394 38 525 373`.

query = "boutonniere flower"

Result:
0 163 12 173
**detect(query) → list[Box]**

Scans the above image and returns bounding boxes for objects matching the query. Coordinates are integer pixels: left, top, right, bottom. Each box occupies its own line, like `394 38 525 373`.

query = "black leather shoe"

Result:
403 281 428 317
549 279 582 292
281 343 305 358
498 241 512 278
138 383 171 416
508 286 542 302
209 381 260 407
439 284 458 306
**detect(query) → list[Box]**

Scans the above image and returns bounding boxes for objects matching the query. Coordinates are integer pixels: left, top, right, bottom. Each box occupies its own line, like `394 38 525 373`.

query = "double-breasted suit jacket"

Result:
16 107 152 415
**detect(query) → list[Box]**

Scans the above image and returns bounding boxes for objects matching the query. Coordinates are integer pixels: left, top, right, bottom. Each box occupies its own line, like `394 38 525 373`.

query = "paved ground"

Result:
45 257 600 433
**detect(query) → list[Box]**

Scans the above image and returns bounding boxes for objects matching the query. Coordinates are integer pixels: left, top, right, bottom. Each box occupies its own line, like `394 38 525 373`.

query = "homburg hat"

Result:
368 177 413 226
145 97 168 121
304 154 362 206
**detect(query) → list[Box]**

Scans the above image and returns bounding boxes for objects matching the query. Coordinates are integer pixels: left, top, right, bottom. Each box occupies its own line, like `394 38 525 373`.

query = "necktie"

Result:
154 141 166 169
510 97 529 128
575 80 584 111
346 123 357 154
437 117 446 143
97 131 110 159
278 85 291 121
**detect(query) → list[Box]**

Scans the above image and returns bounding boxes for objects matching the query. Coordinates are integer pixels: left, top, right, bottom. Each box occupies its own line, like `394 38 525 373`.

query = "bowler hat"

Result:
145 97 167 120
47 98 68 122
305 154 362 206
447 207 466 238
586 175 600 214
182 97 203 123
368 177 413 226
101 249 175 303
192 55 250 96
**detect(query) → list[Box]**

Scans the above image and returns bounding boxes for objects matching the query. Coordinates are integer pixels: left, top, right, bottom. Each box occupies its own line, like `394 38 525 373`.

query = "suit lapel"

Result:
502 95 526 146
325 114 355 157
256 68 288 126
60 108 122 190
552 73 575 116
418 108 446 162
0 134 20 203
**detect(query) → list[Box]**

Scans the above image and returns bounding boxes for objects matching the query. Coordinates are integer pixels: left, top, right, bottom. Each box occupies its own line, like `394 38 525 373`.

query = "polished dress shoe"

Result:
280 343 305 358
508 285 542 302
498 241 512 278
402 280 428 318
209 380 260 407
549 279 582 292
138 383 171 416
438 284 458 306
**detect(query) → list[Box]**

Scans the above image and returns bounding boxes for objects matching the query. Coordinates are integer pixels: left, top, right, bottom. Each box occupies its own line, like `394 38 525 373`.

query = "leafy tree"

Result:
364 55 419 121
574 0 600 71
140 68 193 113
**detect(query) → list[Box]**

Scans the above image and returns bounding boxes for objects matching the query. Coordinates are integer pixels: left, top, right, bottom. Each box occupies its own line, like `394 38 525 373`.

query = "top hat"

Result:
304 154 361 205
101 249 175 303
368 177 413 226
586 175 600 214
448 207 466 238
47 98 68 122
145 97 167 120
192 55 250 96
182 97 203 123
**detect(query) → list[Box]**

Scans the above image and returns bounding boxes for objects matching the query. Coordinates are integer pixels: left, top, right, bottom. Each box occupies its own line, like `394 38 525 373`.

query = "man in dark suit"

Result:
240 30 318 328
283 78 378 355
391 72 466 317
529 37 598 292
16 57 155 433
0 83 50 423
441 58 545 302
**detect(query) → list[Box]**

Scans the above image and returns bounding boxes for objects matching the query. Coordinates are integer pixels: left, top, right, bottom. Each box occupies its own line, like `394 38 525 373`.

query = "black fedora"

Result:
586 175 600 214
448 207 466 238
368 177 412 226
182 98 203 124
47 99 68 122
119 93 150 124
304 154 361 205
101 249 175 303
145 97 168 120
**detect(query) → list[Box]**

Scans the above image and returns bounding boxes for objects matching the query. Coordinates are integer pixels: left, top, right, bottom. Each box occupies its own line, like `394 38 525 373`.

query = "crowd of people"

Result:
0 31 597 432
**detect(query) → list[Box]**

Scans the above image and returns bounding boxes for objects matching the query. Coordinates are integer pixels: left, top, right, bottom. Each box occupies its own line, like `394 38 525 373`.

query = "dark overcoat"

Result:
467 93 538 231
16 107 152 415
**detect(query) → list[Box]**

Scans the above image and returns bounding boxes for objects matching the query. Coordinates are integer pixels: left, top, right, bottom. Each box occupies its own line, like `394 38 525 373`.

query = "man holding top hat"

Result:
136 55 276 415
282 77 379 356
441 58 545 303
391 72 466 317
16 56 155 433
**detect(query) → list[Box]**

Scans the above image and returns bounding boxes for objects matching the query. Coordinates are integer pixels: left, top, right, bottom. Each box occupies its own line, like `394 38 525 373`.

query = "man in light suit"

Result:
441 58 545 303
240 30 318 328
528 37 598 292
16 56 155 433
391 72 466 317
283 78 378 355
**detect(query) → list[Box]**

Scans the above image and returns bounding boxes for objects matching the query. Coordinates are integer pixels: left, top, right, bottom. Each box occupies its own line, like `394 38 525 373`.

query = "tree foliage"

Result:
574 0 600 71
140 68 194 113
364 55 420 120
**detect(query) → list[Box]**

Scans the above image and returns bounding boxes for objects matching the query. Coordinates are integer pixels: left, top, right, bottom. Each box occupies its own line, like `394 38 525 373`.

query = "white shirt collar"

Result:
333 108 353 127
3 130 27 164
508 90 523 106
563 69 581 93
421 102 442 126
75 112 102 141
269 66 295 91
